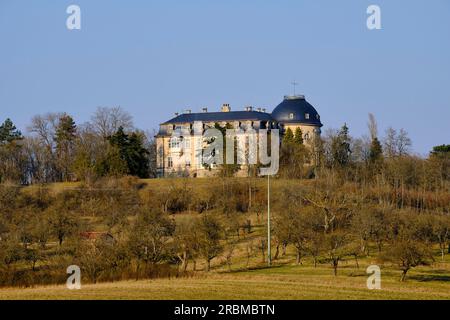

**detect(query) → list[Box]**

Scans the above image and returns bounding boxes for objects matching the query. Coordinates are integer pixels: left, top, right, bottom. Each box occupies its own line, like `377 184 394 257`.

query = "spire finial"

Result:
291 80 298 96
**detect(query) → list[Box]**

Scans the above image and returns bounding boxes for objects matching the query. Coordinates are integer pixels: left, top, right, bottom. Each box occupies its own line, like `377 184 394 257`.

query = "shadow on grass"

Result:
409 274 450 282
217 264 287 275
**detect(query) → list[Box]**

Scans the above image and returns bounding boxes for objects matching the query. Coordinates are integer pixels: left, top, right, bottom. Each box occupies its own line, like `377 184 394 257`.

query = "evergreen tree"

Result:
0 119 25 183
108 127 150 178
55 114 77 181
294 127 304 145
0 118 22 144
331 123 351 167
431 144 450 155
283 128 294 144
95 144 128 177
369 137 383 162
127 132 151 178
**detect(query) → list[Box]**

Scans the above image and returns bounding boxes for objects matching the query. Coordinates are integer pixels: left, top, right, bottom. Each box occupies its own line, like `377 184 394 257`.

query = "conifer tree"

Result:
294 127 304 145
55 114 77 181
283 128 294 144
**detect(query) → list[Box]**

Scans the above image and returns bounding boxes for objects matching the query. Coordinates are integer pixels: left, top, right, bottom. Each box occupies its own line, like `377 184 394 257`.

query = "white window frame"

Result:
184 138 191 149
169 137 180 149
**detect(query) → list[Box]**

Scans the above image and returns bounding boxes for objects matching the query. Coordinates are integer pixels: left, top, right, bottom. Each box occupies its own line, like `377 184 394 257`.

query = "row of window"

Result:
169 131 313 151
167 157 192 169
288 113 320 120
169 137 191 149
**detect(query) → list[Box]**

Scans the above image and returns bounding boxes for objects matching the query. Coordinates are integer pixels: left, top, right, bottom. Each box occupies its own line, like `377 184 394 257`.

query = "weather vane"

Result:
291 80 298 96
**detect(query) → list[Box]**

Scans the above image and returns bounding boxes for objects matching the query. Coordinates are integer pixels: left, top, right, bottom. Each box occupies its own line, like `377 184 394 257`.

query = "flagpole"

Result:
267 174 271 267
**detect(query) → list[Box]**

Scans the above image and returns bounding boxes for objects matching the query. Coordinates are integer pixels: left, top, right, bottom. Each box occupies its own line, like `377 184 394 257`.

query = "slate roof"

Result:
271 96 323 126
162 111 274 124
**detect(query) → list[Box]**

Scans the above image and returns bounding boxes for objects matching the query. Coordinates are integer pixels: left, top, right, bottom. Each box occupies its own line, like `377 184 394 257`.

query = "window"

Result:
289 113 294 119
184 138 191 149
304 133 310 141
167 157 173 168
316 114 320 120
169 137 180 149
305 113 310 119
186 159 191 167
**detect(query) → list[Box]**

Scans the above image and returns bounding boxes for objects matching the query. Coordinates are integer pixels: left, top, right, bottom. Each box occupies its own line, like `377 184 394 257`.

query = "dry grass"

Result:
1 262 449 300
6 178 449 300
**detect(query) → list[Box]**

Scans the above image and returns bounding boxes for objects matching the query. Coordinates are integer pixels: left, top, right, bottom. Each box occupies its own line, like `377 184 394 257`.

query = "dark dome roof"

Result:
271 95 322 126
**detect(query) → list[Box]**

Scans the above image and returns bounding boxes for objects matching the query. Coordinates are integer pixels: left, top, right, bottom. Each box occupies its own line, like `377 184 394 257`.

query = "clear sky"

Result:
0 0 449 155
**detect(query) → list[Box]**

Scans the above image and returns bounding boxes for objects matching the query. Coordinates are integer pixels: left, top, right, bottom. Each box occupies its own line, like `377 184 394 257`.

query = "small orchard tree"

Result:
324 231 348 276
46 207 80 246
381 240 433 281
196 215 223 271
128 207 175 278
0 235 23 271
430 215 450 261
173 218 199 272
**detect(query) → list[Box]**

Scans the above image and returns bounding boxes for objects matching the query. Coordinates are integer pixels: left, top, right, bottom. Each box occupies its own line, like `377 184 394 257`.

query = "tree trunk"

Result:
135 261 140 281
296 249 302 265
332 259 339 276
400 269 408 282
273 244 280 260
282 243 287 256
179 251 188 272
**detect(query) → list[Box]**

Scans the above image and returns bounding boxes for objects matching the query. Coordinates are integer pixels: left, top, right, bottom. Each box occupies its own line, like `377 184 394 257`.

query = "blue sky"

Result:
0 0 449 154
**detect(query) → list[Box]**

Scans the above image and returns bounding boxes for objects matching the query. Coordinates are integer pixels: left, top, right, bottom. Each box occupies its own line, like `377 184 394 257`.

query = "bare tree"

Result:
381 240 433 281
27 113 63 182
325 232 348 276
383 127 411 157
91 106 133 138
383 127 397 158
397 128 412 156
28 113 62 149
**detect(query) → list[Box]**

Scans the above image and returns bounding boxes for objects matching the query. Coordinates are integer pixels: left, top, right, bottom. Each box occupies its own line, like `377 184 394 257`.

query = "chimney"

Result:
202 107 208 113
184 109 191 114
245 106 253 112
221 103 231 112
262 108 266 113
257 107 262 112
174 112 179 116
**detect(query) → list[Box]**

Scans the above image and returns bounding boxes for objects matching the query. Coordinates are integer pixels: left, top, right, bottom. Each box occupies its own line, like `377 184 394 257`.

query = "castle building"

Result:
156 95 323 177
